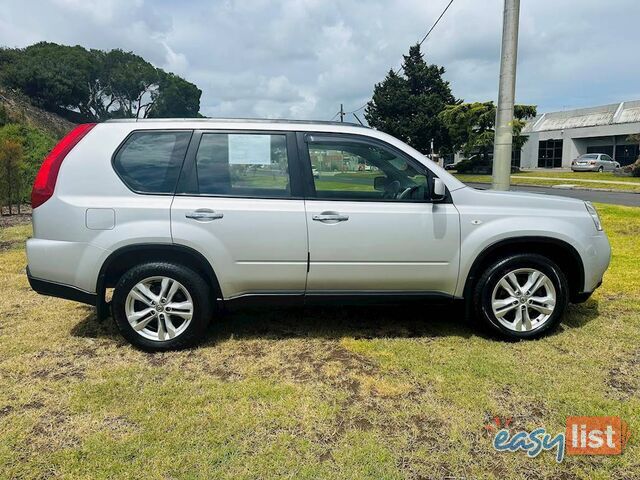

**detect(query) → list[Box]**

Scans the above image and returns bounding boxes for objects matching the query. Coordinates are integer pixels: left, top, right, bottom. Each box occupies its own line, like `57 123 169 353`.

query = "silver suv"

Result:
27 119 611 350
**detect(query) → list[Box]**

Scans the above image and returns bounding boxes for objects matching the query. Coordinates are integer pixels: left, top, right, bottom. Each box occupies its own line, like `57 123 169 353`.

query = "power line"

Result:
334 0 456 119
345 102 367 115
418 0 455 48
394 0 455 75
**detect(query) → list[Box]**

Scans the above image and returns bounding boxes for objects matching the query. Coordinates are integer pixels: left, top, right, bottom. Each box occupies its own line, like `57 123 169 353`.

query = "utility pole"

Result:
339 103 345 123
492 0 520 191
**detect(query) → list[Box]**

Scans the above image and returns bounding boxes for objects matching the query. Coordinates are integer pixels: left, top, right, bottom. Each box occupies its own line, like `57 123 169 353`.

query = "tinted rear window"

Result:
579 154 599 160
113 131 192 193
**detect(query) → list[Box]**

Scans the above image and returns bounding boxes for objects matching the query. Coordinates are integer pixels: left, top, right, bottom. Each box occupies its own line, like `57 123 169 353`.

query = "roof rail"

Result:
105 117 367 128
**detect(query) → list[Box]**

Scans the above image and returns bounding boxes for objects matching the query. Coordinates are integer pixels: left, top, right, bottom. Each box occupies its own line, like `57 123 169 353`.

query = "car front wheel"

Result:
473 254 568 339
112 262 212 351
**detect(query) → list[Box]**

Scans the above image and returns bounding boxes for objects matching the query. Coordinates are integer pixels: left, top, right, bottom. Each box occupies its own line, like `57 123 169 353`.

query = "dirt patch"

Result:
0 211 31 228
75 346 98 359
206 365 239 381
607 349 640 399
31 360 86 381
28 411 79 452
146 353 168 368
408 415 448 446
0 405 14 418
489 385 549 431
0 240 21 251
101 415 139 437
23 400 45 410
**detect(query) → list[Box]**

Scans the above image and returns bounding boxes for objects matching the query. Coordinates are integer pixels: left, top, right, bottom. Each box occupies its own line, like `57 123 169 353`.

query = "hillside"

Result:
0 86 74 212
0 86 75 139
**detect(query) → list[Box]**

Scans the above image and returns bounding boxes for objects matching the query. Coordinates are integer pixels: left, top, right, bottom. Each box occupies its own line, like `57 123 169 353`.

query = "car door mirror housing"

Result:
431 177 446 201
373 176 387 191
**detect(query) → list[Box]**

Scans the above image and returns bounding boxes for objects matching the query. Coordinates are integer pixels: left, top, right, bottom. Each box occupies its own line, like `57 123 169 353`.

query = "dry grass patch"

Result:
0 205 639 478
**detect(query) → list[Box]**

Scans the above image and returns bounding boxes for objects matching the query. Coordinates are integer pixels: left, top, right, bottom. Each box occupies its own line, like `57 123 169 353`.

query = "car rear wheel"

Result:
473 254 568 339
112 262 212 351
598 166 604 172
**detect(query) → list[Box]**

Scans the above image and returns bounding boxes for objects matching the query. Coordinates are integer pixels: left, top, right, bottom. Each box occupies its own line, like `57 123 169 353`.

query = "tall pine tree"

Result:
365 44 457 155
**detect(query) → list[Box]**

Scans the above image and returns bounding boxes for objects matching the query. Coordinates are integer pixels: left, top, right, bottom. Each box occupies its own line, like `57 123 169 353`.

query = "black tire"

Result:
598 166 604 172
472 254 568 340
112 262 212 351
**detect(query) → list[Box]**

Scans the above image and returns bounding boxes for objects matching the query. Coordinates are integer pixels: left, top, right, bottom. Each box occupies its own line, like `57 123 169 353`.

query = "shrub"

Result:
0 123 56 203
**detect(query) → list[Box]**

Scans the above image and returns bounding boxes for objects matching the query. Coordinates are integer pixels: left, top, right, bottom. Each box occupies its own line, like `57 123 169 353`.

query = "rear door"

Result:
299 132 460 296
170 130 308 300
603 155 615 171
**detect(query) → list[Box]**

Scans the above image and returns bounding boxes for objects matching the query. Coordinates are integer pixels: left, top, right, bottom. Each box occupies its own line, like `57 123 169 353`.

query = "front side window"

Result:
307 137 429 201
195 133 291 197
113 131 192 193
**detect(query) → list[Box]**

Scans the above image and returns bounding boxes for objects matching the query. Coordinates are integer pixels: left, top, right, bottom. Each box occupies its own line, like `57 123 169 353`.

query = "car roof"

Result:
105 117 367 129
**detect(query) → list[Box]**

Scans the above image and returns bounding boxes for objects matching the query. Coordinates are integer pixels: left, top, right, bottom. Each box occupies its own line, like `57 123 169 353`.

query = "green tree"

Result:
627 134 640 154
0 139 24 215
101 49 161 119
439 101 537 159
365 44 457 155
1 42 202 121
1 42 94 116
148 72 203 118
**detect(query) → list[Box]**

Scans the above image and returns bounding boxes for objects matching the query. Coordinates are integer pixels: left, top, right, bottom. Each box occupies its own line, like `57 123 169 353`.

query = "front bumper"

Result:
572 279 602 303
27 266 97 306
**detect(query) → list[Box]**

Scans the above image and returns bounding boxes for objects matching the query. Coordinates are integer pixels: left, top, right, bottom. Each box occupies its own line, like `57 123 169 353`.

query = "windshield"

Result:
578 154 599 160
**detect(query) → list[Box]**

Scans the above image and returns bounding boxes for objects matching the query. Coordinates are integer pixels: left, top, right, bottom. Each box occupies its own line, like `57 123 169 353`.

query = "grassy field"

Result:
454 171 640 192
1 205 639 479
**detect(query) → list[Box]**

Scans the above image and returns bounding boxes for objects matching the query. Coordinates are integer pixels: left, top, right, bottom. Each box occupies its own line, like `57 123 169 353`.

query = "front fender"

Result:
454 216 591 298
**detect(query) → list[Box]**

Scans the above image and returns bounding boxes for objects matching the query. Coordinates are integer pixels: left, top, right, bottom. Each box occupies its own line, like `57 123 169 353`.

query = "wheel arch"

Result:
97 243 222 303
462 236 585 303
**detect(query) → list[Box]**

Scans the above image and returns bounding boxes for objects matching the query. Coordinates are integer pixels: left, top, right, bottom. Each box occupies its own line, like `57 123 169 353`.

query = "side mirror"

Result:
431 177 446 201
373 176 387 191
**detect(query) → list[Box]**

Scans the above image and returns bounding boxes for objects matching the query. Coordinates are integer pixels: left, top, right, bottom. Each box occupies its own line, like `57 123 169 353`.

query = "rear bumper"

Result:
571 166 598 172
27 266 97 306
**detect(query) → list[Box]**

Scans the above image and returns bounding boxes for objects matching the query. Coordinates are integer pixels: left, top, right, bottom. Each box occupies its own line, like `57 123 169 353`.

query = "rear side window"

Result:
194 133 291 197
113 131 192 193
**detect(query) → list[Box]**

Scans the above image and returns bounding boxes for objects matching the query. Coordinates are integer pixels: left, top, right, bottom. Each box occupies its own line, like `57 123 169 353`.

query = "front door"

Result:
171 130 308 300
300 133 460 296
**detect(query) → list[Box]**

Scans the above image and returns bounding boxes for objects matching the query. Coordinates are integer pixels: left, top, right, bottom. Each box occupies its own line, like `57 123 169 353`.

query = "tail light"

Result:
31 123 96 209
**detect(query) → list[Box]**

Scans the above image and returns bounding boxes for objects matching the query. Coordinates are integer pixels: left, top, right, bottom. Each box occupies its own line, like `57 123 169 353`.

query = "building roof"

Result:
523 100 640 133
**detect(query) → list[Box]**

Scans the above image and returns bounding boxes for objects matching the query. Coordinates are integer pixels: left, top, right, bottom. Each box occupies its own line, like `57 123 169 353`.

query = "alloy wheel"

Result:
490 268 557 332
124 276 193 341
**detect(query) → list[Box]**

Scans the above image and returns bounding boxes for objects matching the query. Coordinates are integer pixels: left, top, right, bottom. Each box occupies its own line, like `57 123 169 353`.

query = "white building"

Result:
520 101 640 168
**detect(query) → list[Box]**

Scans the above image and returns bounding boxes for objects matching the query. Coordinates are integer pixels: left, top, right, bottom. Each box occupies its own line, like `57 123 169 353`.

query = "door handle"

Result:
185 209 224 221
312 212 349 223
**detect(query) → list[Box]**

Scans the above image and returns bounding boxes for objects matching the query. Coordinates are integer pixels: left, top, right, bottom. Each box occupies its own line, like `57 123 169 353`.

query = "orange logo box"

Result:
566 416 631 456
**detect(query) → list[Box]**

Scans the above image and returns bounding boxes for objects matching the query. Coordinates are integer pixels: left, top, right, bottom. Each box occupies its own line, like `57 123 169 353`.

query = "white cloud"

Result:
1 0 639 119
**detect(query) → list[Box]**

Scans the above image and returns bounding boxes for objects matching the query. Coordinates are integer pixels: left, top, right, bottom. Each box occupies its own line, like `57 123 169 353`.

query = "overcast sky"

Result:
1 0 639 121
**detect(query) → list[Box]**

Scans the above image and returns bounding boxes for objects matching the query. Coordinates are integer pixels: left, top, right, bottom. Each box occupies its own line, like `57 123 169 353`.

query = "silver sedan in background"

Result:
571 153 620 172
